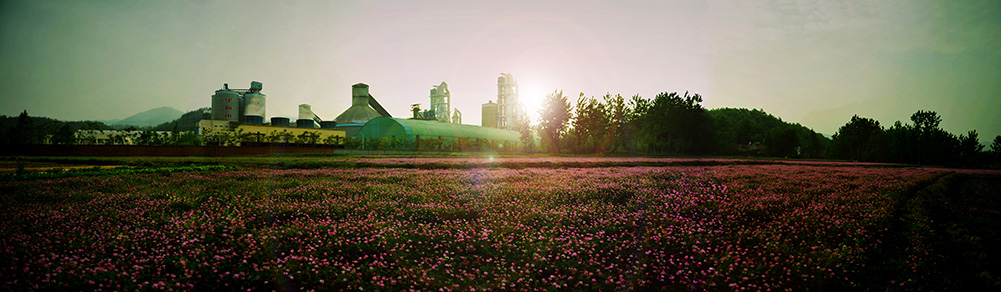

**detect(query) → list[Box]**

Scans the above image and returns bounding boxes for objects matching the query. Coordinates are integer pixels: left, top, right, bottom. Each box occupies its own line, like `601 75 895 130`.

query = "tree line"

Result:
829 110 1001 168
536 90 829 158
1 110 202 146
536 90 1000 167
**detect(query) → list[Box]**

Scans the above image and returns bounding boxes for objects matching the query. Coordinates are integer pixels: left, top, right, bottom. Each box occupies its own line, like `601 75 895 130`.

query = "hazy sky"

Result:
2 0 999 141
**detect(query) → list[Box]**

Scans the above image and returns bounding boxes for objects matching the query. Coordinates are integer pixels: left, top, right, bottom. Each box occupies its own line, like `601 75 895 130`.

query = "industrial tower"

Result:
430 81 451 123
496 73 524 130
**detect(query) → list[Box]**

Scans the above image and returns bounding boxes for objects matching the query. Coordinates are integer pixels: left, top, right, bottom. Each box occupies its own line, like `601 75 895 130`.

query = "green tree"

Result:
175 130 200 146
52 124 76 146
909 111 958 165
602 93 628 154
295 131 320 144
831 115 885 161
886 121 916 163
11 111 39 144
621 94 649 154
515 118 534 153
766 127 800 157
638 91 713 155
911 110 941 133
992 135 1001 155
345 136 361 149
323 135 343 146
538 90 571 154
570 93 609 154
137 130 163 145
957 130 984 167
991 135 1001 167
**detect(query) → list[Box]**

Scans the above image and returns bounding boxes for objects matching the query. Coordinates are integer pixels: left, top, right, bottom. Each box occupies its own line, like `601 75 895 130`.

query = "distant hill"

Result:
708 107 831 158
113 107 184 128
152 108 209 131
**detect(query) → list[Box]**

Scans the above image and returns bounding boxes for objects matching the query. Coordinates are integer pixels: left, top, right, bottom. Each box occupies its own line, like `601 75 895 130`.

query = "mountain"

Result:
113 107 184 128
152 107 209 131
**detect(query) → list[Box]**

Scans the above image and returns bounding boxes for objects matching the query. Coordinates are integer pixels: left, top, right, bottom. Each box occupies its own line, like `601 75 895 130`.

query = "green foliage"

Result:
708 108 827 158
295 131 320 144
958 130 985 167
52 124 76 146
635 91 715 155
538 90 571 154
11 111 40 144
1 165 234 181
514 118 535 153
831 115 885 161
322 135 343 146
152 108 209 131
766 127 800 157
569 93 610 154
830 110 987 168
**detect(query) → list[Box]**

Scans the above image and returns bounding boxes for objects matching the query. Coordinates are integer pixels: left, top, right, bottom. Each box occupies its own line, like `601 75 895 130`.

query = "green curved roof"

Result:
357 117 521 144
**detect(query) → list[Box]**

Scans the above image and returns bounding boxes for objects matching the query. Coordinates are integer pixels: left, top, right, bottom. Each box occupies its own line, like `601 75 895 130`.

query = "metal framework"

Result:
430 81 451 123
496 73 523 130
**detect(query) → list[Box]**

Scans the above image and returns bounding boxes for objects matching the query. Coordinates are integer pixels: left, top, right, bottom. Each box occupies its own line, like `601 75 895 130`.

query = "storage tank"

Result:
244 116 264 125
243 92 266 125
271 117 290 127
320 121 337 129
297 119 316 128
212 89 241 121
482 100 498 128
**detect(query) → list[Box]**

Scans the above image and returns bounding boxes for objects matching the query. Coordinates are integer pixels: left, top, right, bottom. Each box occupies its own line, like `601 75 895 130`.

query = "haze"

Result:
1 0 998 141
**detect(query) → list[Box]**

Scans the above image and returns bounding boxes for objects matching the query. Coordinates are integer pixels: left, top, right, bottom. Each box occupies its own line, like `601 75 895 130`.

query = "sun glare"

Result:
519 83 546 124
510 67 554 125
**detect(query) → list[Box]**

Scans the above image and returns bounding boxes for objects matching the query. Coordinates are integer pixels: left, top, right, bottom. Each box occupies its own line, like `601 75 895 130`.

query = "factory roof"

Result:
356 117 521 144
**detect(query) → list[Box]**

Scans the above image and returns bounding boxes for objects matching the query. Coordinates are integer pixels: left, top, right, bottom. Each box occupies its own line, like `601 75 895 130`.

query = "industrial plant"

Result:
197 74 527 150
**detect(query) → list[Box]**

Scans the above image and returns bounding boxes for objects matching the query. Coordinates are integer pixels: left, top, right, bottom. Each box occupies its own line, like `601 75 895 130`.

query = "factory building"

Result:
200 76 526 151
334 83 391 137
197 120 345 146
357 117 521 150
200 81 345 146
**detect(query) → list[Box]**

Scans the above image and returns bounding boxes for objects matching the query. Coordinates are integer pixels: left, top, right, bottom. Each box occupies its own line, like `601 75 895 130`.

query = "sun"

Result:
519 83 546 124
510 69 555 125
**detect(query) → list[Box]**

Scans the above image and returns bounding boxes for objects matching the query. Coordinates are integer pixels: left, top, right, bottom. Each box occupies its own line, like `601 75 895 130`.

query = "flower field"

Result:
2 158 999 291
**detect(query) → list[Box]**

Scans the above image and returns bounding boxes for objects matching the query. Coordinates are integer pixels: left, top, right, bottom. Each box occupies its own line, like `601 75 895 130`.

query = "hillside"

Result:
709 107 831 157
152 108 209 131
113 107 183 128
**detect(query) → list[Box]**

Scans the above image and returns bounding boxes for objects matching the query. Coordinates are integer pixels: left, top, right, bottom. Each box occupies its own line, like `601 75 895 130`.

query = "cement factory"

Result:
198 73 527 150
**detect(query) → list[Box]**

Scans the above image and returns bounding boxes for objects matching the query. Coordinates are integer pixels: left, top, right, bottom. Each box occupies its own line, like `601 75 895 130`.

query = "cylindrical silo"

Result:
271 117 290 127
320 121 337 129
482 100 498 128
243 92 266 125
212 89 241 121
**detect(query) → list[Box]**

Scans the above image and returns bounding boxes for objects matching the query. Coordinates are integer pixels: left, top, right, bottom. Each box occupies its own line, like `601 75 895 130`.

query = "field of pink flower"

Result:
2 159 997 291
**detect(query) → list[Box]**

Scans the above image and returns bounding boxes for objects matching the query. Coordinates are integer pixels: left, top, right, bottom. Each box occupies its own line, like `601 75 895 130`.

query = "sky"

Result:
1 0 999 142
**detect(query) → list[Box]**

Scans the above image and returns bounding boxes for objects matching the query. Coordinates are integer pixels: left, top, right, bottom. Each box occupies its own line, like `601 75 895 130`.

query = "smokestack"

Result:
352 83 370 106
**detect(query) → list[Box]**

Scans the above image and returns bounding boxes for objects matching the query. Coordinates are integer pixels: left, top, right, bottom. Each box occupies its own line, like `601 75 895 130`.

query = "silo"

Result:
334 83 384 137
212 89 241 121
243 92 266 125
320 121 337 129
271 117 290 127
482 100 498 128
